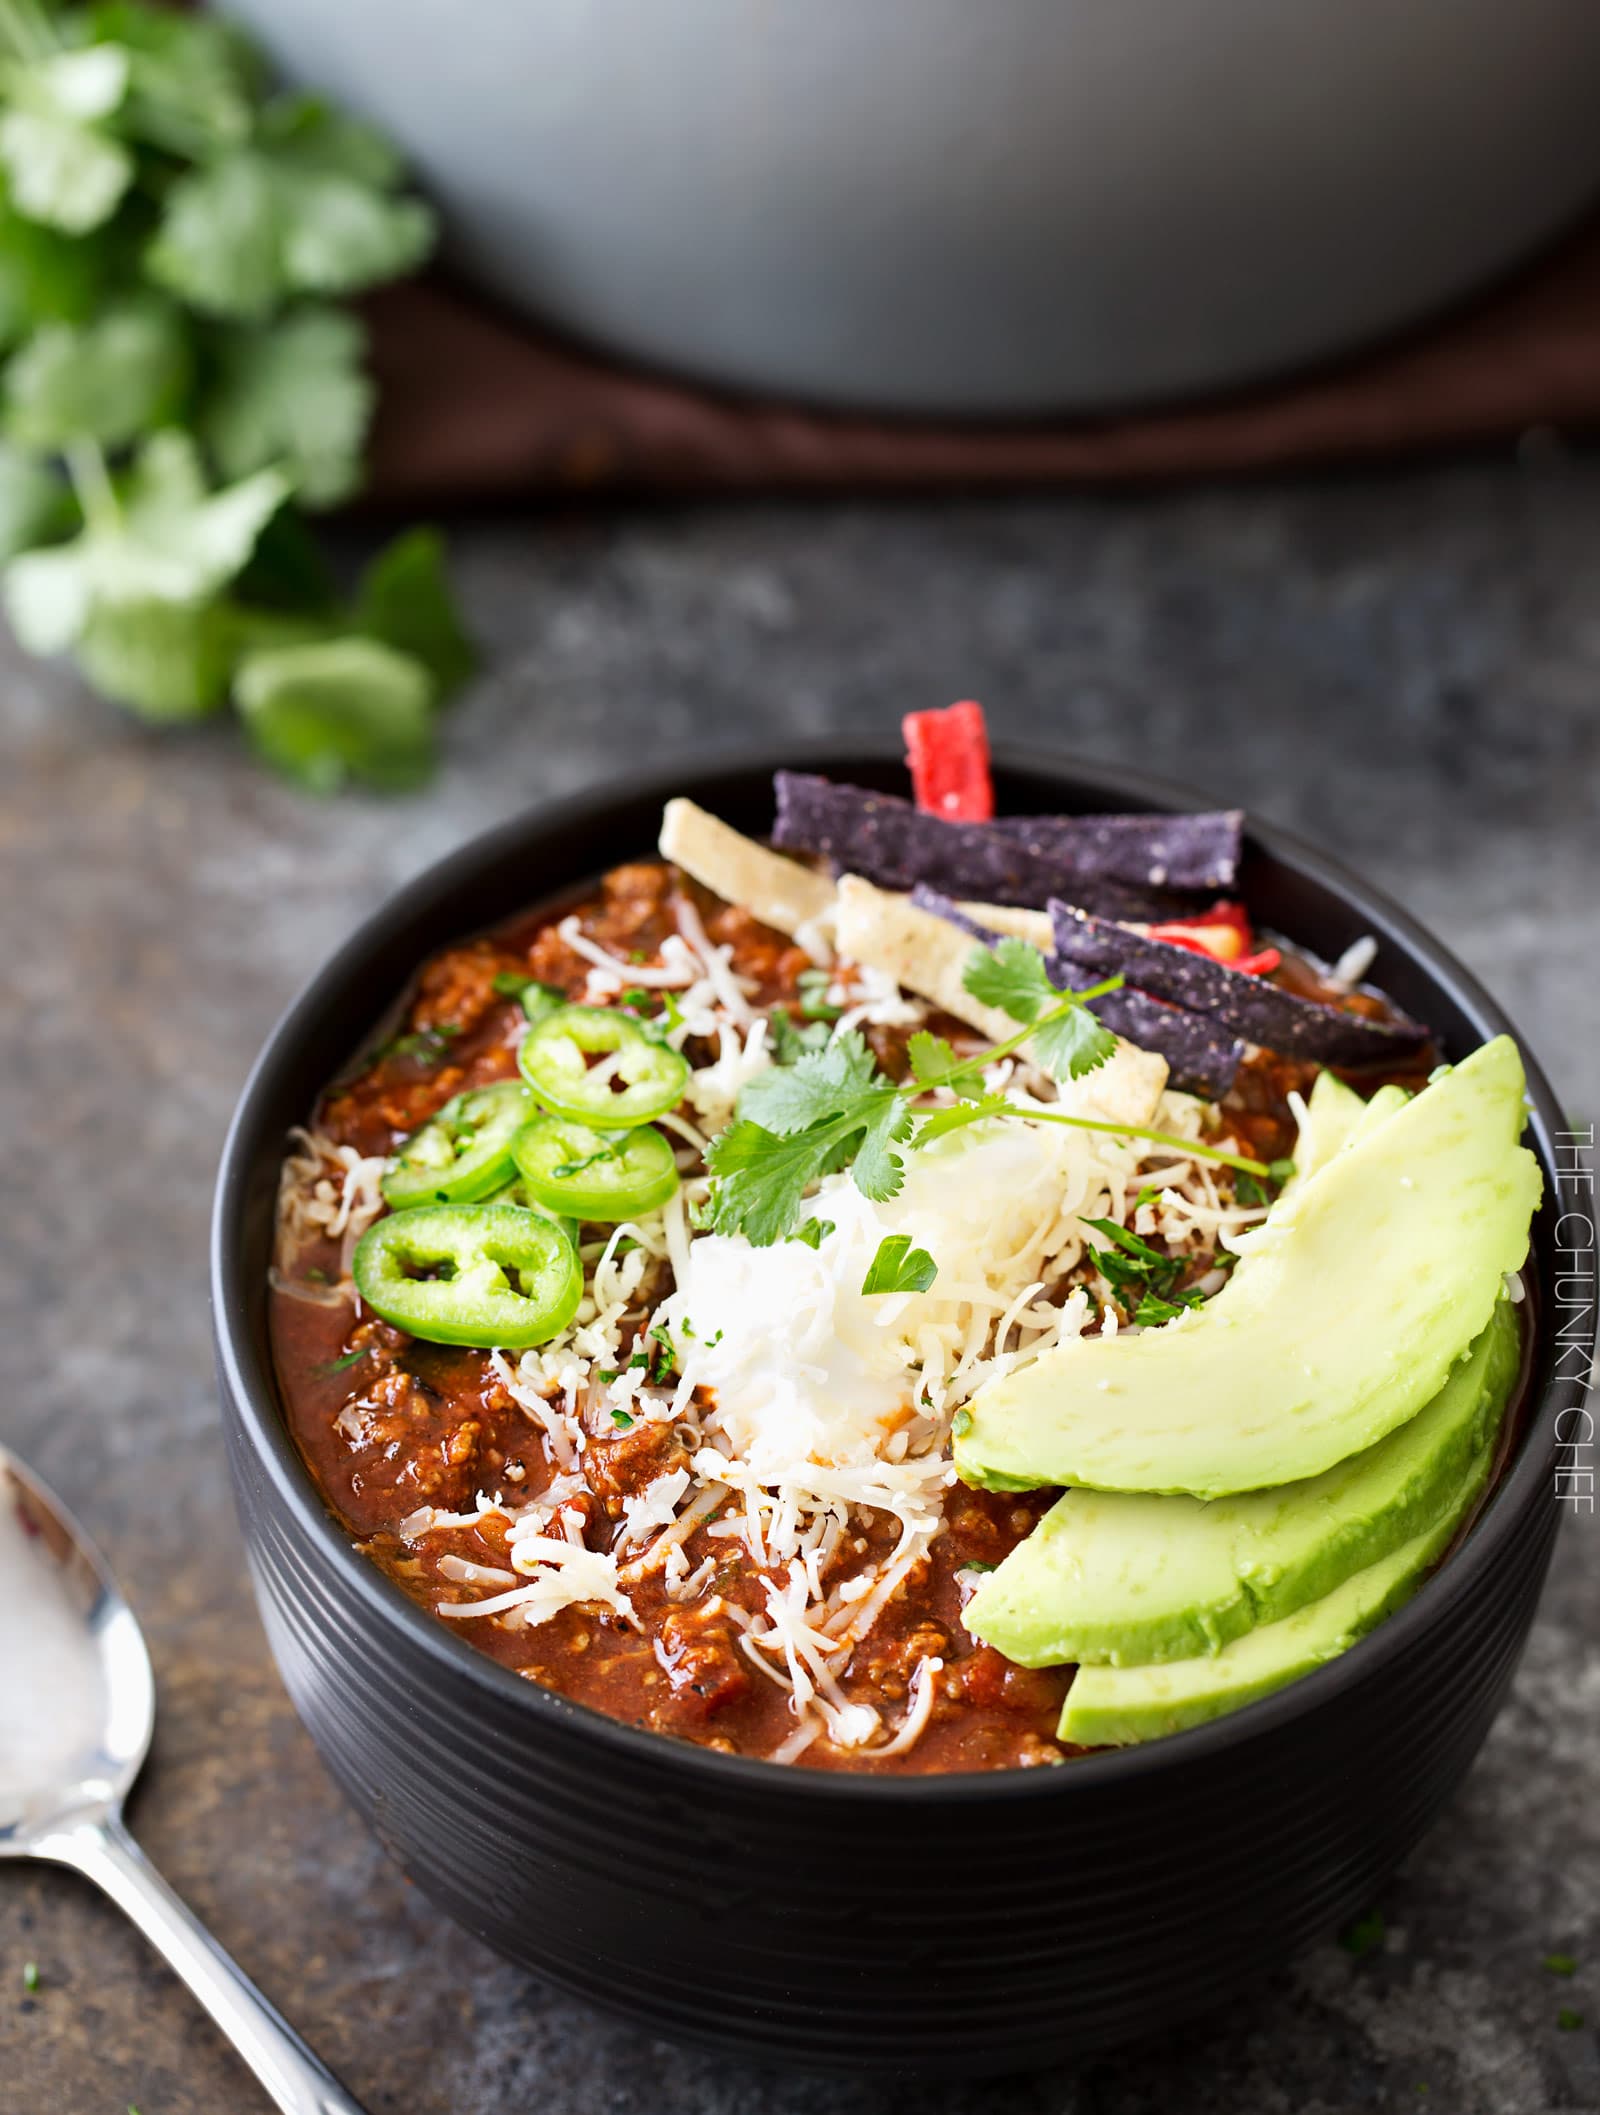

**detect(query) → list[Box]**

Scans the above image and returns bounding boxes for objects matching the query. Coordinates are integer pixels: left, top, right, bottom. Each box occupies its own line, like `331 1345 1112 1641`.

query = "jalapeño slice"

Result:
353 1203 581 1348
518 1003 688 1127
381 1078 534 1209
511 1113 679 1222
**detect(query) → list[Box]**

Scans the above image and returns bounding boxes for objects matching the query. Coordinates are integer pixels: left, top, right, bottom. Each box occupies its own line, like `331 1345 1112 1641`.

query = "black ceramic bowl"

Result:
213 745 1591 2076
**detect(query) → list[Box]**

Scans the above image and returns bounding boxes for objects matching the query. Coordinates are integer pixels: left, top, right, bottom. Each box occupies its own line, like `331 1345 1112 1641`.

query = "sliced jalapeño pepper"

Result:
353 1203 581 1349
518 1003 688 1126
381 1078 534 1209
511 1113 679 1222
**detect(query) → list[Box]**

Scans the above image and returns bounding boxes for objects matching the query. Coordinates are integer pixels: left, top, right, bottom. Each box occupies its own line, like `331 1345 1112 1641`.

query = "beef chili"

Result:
272 804 1509 1773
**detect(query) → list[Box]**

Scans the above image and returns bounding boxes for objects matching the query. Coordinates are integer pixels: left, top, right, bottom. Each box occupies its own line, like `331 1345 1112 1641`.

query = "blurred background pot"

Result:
224 0 1600 415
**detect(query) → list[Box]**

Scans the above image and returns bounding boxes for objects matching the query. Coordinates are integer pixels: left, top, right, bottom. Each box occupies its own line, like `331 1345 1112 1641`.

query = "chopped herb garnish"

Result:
303 1264 328 1284
316 1346 371 1377
376 1021 461 1068
861 1233 938 1296
520 982 565 1025
1557 2009 1584 2033
788 1218 835 1250
1082 1216 1205 1328
642 1321 678 1385
769 1006 833 1066
22 1962 39 1993
1134 1184 1163 1214
610 1409 634 1429
1234 1167 1278 1208
619 987 685 1042
492 971 534 998
1340 1908 1386 1959
959 1559 997 1574
1543 1953 1578 1977
597 1368 621 1384
796 967 841 1021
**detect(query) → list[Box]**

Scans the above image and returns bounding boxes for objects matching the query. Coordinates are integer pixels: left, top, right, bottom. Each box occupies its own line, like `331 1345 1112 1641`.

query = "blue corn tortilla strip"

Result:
911 886 1245 1099
772 773 1235 919
1049 902 1429 1066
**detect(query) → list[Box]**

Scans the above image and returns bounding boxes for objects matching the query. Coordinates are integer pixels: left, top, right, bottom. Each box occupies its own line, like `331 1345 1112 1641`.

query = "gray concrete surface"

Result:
2 461 1597 2113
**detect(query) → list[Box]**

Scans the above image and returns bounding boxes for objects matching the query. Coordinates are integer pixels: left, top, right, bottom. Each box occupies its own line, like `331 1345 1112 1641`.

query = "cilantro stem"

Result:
63 438 119 537
994 1106 1278 1180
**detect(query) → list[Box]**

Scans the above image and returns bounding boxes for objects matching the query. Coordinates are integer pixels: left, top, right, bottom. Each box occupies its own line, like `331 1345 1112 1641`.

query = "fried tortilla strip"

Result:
834 874 1169 1126
659 798 835 941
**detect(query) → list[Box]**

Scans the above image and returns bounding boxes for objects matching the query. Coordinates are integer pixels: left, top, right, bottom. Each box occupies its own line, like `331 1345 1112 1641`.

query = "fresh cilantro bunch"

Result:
705 942 1285 1246
0 0 472 790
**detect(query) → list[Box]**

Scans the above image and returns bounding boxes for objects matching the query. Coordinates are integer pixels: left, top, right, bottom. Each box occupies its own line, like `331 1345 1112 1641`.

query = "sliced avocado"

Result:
965 1296 1518 1668
1058 1428 1497 1747
954 1036 1540 1499
1276 1072 1406 1208
1281 1070 1366 1198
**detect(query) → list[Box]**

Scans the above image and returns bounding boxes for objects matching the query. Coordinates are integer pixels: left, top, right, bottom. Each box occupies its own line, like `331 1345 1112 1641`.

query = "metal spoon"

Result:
0 1443 368 2115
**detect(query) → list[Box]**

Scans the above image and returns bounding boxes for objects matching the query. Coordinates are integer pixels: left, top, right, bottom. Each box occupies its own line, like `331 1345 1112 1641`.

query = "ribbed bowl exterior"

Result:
214 746 1590 2074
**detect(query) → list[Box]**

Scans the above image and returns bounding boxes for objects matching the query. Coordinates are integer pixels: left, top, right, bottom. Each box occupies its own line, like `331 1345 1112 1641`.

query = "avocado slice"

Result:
964 1295 1519 1668
1057 1425 1499 1746
954 1035 1540 1499
1280 1070 1366 1198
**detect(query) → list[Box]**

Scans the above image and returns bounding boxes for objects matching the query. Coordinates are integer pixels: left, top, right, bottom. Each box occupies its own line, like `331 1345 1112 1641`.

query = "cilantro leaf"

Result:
234 634 435 793
77 594 231 719
852 1093 914 1202
355 526 475 695
5 295 190 450
0 442 69 560
861 1234 938 1297
4 430 287 653
0 183 109 348
961 937 1116 1083
788 1217 834 1250
738 1027 880 1136
963 935 1057 1022
705 1117 851 1248
906 1029 966 1089
148 99 434 321
90 5 258 158
199 304 371 506
1029 1003 1118 1083
0 46 134 234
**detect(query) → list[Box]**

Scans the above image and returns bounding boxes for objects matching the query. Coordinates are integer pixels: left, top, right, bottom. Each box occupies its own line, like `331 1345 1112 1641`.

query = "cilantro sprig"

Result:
0 0 472 789
705 941 1288 1244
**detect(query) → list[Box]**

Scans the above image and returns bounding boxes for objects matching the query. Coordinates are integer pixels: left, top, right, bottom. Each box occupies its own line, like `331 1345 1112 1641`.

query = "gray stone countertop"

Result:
3 461 1597 2115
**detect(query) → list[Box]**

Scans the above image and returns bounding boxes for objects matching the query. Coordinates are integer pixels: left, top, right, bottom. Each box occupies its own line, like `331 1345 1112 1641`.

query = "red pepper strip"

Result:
903 700 994 821
1176 898 1252 935
1233 946 1282 978
1149 898 1257 965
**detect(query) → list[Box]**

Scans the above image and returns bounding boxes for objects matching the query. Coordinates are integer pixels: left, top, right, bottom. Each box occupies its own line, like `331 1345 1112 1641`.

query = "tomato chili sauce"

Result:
268 851 1452 1775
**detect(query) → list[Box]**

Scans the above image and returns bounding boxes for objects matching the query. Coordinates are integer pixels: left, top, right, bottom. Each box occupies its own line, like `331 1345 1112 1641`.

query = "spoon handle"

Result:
39 1814 370 2115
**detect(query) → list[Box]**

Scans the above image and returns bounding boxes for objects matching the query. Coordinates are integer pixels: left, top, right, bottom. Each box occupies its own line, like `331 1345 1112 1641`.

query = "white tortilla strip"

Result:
659 798 835 941
834 875 1168 1126
956 900 1054 949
